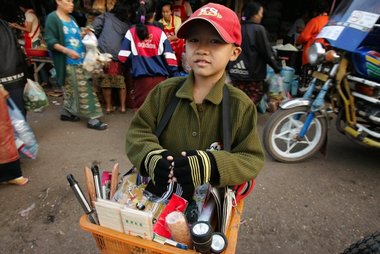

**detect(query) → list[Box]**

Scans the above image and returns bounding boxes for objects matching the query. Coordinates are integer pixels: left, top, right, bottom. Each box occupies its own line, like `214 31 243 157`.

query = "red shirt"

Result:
297 14 329 65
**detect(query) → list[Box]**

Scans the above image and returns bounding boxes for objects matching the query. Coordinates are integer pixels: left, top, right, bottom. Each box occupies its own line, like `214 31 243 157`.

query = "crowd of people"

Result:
0 0 328 203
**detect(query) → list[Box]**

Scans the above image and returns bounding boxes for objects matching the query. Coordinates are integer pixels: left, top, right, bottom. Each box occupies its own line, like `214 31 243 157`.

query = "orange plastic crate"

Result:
80 200 244 254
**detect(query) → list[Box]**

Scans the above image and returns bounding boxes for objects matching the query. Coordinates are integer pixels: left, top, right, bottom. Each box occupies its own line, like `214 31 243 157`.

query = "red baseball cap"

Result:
177 3 242 46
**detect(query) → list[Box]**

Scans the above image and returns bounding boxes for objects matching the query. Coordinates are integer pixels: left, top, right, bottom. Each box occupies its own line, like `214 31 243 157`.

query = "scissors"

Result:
233 179 255 204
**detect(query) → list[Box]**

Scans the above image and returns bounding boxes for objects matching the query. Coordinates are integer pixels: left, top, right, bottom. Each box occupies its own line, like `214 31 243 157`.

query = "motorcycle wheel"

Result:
263 106 327 162
342 231 380 254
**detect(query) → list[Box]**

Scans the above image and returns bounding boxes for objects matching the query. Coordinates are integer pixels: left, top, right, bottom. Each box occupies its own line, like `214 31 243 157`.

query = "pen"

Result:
153 234 188 250
165 238 188 250
91 164 102 199
67 174 99 225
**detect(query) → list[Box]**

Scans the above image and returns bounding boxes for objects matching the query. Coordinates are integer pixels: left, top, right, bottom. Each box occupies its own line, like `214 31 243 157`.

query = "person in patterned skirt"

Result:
44 0 107 130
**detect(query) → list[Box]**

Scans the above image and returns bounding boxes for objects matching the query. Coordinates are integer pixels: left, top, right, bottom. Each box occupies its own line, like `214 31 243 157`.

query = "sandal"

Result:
87 120 108 130
7 177 29 186
119 107 126 114
60 114 81 122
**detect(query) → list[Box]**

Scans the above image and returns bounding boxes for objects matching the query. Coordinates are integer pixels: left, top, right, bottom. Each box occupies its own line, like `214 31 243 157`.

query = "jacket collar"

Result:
176 71 226 105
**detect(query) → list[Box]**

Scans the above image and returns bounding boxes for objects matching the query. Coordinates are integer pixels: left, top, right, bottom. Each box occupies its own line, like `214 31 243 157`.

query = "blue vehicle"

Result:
263 0 380 162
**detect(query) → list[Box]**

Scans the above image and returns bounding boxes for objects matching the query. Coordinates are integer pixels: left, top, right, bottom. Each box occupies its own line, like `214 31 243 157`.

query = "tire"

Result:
342 231 380 254
263 106 327 163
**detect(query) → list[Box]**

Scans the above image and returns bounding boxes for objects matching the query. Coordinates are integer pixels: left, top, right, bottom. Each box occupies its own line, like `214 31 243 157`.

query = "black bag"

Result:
228 23 256 81
0 20 27 85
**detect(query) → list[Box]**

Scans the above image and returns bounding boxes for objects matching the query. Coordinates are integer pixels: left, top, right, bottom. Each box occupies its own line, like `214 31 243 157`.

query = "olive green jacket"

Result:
126 72 264 187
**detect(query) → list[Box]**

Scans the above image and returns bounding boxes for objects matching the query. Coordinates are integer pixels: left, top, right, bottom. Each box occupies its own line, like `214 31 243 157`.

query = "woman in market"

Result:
228 2 281 105
158 2 184 69
44 0 107 130
92 0 131 114
118 0 179 110
9 0 42 49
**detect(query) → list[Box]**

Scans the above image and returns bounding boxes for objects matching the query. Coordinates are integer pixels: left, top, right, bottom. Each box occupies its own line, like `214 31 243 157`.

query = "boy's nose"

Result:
195 43 210 54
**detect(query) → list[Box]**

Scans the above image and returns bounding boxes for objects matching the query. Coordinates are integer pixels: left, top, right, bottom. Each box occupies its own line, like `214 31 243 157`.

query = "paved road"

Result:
238 114 380 254
0 98 378 254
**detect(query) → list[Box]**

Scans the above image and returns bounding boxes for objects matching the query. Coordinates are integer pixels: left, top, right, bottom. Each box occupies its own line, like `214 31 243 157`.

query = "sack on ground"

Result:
23 78 49 111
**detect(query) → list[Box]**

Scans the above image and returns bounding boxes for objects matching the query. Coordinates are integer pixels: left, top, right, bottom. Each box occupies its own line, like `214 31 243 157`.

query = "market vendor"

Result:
9 0 42 49
126 3 264 202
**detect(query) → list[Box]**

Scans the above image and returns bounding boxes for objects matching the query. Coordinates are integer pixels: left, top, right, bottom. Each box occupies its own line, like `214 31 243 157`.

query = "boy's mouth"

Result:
194 59 211 65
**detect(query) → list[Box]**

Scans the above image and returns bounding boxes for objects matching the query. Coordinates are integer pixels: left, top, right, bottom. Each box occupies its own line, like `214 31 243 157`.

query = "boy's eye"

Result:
187 38 199 43
210 38 224 44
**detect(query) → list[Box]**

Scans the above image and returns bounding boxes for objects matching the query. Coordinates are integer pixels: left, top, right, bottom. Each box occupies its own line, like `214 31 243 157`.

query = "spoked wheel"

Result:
263 106 328 162
342 231 380 254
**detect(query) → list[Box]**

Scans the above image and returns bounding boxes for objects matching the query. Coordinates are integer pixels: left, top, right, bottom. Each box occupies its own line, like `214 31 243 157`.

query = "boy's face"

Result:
185 21 241 80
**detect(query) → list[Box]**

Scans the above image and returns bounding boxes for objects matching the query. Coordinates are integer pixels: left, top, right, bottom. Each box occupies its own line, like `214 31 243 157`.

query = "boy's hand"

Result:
173 150 217 187
142 149 173 185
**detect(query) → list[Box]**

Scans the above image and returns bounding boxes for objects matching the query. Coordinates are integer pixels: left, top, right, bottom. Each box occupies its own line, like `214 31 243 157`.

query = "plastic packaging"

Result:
7 97 38 159
268 74 285 95
82 32 112 73
291 76 300 96
280 66 295 84
23 79 49 111
165 211 192 247
154 194 188 238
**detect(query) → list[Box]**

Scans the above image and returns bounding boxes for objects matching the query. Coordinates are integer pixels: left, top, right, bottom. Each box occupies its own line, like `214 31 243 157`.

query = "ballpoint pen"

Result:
91 164 103 199
67 174 99 225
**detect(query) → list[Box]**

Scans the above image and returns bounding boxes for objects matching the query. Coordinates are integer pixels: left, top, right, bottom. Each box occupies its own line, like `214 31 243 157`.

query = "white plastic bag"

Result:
7 97 38 159
23 79 49 111
82 32 112 73
82 32 99 72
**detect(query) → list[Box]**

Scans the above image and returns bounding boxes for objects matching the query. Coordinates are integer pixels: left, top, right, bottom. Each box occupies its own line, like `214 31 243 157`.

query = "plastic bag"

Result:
82 32 99 72
23 79 49 111
267 74 288 101
268 74 284 94
7 97 38 159
82 32 112 73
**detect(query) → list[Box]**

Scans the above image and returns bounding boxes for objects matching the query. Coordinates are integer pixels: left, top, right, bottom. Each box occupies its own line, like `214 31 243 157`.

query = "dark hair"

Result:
17 0 33 9
136 0 157 40
111 0 132 23
242 2 262 20
0 0 20 22
315 2 330 15
161 1 173 11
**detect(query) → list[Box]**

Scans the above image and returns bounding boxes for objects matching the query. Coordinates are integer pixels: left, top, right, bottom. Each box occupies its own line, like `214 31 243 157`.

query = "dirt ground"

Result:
0 95 379 254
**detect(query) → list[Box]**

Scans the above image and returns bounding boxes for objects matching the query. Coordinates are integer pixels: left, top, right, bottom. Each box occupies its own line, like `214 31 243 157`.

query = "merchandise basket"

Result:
80 200 244 254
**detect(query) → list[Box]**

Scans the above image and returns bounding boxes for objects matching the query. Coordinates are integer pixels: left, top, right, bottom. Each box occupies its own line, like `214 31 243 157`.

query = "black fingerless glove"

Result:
142 149 172 186
173 150 218 188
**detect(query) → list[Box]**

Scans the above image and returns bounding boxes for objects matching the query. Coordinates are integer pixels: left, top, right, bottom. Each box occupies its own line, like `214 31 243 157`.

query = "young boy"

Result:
126 3 264 201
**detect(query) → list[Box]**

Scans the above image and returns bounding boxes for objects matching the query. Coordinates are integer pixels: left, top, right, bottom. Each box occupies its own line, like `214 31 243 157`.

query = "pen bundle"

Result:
82 163 121 203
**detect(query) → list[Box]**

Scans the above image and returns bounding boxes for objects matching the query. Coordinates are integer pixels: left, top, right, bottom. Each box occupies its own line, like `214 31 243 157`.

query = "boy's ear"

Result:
230 46 242 61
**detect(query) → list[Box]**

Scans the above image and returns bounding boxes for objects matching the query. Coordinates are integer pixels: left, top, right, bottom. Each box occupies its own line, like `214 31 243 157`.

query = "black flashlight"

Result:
210 232 228 253
190 221 213 253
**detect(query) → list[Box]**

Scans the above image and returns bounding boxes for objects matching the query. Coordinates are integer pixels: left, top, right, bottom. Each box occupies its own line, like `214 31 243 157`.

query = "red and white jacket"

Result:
118 24 179 78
